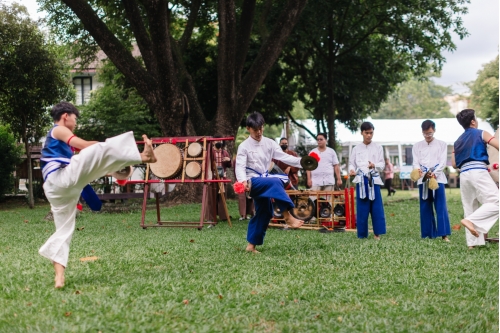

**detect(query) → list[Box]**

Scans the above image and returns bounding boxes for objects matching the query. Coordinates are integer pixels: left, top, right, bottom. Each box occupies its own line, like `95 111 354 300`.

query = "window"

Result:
73 77 92 105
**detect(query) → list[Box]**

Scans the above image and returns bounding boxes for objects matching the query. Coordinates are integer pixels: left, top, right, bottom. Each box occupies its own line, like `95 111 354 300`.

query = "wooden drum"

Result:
149 143 183 179
185 162 202 179
187 142 203 157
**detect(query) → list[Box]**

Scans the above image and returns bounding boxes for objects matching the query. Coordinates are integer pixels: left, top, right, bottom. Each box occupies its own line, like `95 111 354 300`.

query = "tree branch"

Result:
61 0 153 96
234 0 256 81
180 0 202 52
238 0 308 114
285 109 317 140
121 0 157 74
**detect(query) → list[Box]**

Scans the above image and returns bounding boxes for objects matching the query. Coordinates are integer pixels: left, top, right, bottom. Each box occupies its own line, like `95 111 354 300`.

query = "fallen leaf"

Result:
75 290 81 295
452 224 461 230
76 227 85 231
218 294 223 299
26 302 32 306
251 290 257 295
24 220 29 223
162 252 168 255
182 299 189 305
80 256 99 262
189 239 195 243
280 302 285 306
294 299 298 303
337 316 342 322
390 213 395 217
64 312 71 317
24 287 30 292
314 314 321 319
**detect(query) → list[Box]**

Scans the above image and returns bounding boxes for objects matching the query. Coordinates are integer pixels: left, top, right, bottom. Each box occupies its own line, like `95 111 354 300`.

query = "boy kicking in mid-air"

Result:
39 102 157 288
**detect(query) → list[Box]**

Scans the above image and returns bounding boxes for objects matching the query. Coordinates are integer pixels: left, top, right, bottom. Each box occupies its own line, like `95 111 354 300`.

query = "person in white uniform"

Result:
39 102 157 288
348 122 386 240
412 120 451 241
306 133 342 190
235 112 304 253
451 109 499 248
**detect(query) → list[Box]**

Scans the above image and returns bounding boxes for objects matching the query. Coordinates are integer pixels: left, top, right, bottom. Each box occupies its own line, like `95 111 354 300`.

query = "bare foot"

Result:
374 235 381 241
53 262 65 289
461 219 479 237
283 211 304 229
468 246 475 250
442 236 450 242
141 134 157 163
245 244 260 253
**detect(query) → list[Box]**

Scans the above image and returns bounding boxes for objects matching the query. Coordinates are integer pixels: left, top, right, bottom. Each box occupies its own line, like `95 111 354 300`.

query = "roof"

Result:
291 118 495 147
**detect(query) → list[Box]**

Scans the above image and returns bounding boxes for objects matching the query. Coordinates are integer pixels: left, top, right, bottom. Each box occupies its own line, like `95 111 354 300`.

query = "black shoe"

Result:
391 189 396 196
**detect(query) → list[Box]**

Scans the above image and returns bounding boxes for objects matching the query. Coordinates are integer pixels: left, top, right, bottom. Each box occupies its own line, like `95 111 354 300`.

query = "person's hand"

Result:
349 170 356 176
418 169 423 177
336 179 343 187
428 172 435 178
242 180 250 192
307 179 312 188
223 157 231 162
368 161 375 169
284 167 291 174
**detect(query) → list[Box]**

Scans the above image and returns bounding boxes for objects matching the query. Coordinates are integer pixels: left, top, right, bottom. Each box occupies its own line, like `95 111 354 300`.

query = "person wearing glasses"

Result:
306 133 342 191
412 120 450 242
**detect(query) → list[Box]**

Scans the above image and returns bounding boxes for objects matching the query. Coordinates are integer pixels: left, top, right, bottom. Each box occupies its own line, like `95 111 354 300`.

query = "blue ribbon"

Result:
420 164 439 200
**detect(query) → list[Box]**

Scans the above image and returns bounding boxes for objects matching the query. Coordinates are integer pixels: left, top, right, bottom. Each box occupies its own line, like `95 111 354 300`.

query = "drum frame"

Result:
127 136 234 229
268 188 357 231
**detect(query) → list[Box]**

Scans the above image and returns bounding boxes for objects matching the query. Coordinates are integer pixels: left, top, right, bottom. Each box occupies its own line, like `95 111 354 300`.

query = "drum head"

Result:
313 199 332 218
187 142 203 157
185 161 202 179
112 166 133 180
150 143 183 179
290 196 314 222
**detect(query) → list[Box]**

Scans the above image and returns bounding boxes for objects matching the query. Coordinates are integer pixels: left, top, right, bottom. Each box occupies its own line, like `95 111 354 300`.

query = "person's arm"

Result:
222 150 232 169
334 164 342 187
306 170 312 188
373 146 385 171
483 131 499 150
451 152 457 169
272 142 301 168
52 126 98 150
235 145 248 183
432 142 447 178
348 146 357 175
412 144 422 177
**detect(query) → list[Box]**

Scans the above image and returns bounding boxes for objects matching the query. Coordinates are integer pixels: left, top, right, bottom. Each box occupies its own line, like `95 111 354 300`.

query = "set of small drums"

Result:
149 142 204 179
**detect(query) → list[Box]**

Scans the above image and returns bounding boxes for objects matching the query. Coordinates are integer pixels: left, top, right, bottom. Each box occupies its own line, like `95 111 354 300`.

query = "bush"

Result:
0 125 22 200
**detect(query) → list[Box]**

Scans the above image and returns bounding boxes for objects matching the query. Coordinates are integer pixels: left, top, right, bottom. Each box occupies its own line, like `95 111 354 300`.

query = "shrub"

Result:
0 125 22 200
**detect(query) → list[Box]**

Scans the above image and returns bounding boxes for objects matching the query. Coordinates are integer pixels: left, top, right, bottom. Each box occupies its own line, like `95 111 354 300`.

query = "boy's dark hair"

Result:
456 109 476 129
51 102 80 121
360 122 374 132
421 119 435 131
317 133 327 140
246 112 265 128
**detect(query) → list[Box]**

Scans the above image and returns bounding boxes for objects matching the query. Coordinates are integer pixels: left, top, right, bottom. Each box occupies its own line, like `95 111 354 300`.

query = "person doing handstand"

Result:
235 112 304 253
39 102 157 288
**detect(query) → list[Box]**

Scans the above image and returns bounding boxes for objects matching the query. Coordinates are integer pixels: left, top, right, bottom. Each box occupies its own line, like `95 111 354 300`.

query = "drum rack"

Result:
268 187 357 231
128 136 234 229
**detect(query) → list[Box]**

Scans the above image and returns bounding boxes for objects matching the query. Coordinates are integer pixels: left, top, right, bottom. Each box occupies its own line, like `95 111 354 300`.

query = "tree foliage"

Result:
371 76 454 119
0 124 22 200
271 0 468 147
0 3 74 207
468 55 499 130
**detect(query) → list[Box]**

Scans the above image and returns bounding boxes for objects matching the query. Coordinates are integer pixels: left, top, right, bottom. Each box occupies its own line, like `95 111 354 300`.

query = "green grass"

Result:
0 189 498 332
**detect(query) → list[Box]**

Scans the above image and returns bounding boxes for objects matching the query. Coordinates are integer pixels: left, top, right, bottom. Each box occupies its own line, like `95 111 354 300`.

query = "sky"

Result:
8 0 500 94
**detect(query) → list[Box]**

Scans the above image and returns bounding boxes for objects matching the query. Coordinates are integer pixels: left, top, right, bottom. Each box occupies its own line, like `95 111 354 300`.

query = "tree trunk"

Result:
24 135 34 209
326 16 336 149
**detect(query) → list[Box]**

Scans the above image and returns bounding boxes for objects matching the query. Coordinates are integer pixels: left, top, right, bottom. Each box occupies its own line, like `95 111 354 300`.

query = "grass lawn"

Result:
0 188 498 332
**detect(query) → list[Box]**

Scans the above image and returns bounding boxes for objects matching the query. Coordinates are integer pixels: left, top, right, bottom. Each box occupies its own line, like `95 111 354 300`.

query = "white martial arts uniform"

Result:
412 139 448 186
39 132 142 267
460 167 499 246
348 142 385 185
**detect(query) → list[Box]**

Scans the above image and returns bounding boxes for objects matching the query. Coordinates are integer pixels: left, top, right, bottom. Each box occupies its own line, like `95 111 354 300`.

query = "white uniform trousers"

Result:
39 132 142 267
460 169 499 247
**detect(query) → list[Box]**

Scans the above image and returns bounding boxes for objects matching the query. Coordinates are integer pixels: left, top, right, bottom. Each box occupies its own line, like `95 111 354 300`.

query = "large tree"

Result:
468 55 499 130
272 0 468 147
39 0 309 138
0 3 73 207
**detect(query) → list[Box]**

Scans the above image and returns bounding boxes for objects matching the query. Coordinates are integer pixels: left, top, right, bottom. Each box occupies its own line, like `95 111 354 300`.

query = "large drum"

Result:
187 142 203 157
290 195 314 222
487 129 499 186
185 161 202 179
149 143 183 179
